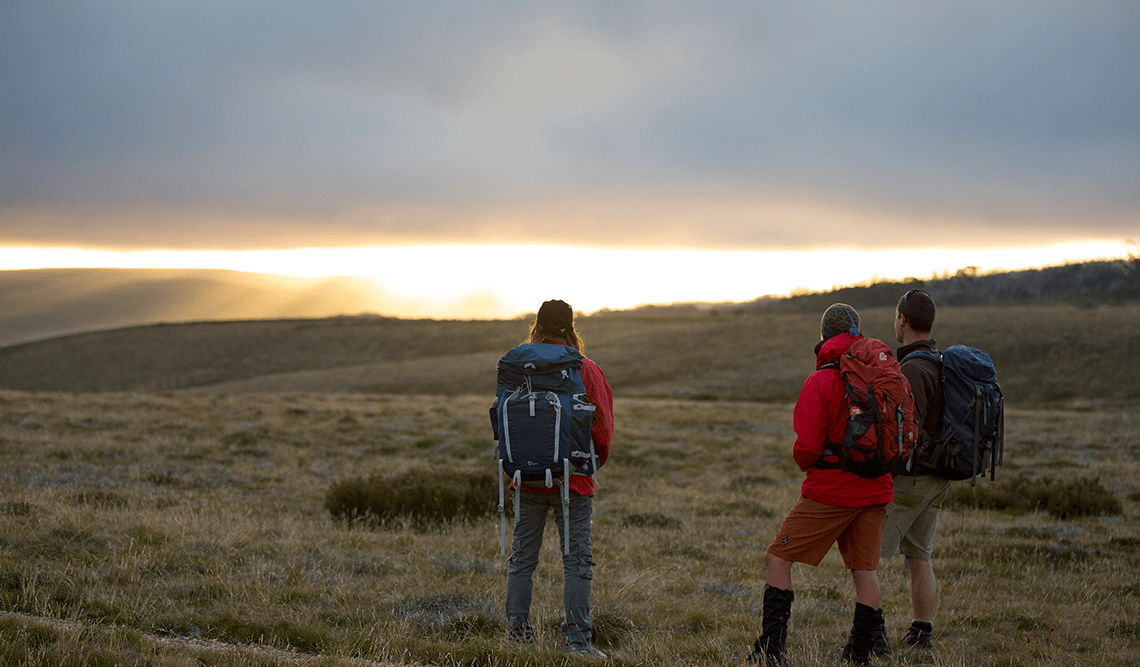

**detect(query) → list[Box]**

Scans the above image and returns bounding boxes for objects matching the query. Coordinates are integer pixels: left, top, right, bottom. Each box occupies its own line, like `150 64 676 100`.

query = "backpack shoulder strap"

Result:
815 358 843 469
900 349 942 368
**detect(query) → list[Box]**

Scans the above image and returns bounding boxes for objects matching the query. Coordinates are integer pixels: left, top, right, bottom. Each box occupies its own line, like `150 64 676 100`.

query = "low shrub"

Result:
948 473 1122 519
325 466 497 528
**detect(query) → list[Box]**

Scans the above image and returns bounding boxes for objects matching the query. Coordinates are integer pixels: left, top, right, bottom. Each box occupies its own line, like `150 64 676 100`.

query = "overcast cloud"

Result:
2 1 1138 251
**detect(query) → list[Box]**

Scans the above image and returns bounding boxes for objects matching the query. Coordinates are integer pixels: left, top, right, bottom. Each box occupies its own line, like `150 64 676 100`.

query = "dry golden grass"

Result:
1 388 1138 666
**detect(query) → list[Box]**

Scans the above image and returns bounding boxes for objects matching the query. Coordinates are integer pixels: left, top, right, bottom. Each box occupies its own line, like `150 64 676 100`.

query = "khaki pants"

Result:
881 475 951 561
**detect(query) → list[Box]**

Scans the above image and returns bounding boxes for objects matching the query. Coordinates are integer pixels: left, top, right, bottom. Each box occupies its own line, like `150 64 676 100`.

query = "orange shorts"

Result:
767 496 887 571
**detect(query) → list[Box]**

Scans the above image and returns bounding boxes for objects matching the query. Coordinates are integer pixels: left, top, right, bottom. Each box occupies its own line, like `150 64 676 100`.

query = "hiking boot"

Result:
563 643 608 660
903 621 933 648
842 609 891 660
746 585 794 666
841 629 891 660
844 603 885 665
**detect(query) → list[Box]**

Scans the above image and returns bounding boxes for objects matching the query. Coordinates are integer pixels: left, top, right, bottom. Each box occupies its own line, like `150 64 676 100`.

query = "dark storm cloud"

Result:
2 1 1138 247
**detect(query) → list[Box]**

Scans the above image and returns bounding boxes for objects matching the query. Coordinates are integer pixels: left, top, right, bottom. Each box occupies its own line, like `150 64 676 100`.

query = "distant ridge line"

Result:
609 258 1140 316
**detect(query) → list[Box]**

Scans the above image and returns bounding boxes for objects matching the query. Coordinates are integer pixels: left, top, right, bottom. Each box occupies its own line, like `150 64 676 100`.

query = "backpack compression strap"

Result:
560 459 571 555
498 460 507 557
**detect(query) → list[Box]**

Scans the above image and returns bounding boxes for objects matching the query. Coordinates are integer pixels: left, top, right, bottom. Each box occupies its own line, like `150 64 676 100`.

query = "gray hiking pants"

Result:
505 489 595 647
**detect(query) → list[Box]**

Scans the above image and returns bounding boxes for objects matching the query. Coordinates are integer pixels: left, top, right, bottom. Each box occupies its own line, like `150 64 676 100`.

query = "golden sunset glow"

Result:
1 240 1129 320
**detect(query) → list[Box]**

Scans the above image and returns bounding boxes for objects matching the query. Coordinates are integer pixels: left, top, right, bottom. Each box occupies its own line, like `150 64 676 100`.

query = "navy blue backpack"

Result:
904 345 1004 485
490 343 597 555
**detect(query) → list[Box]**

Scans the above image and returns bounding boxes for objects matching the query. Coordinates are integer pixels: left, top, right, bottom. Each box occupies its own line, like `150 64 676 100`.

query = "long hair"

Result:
527 323 586 355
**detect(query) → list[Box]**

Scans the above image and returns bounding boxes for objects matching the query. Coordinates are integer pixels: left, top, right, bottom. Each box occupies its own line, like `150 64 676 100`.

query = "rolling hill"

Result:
1 301 1137 408
4 258 1138 350
0 268 390 348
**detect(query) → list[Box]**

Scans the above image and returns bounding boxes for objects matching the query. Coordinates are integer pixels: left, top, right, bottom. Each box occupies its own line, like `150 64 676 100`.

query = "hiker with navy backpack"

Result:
876 288 949 653
878 288 1004 652
742 304 916 667
493 300 614 659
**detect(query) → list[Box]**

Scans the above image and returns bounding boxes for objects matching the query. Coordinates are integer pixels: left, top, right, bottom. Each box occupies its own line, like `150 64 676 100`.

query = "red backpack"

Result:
818 337 918 478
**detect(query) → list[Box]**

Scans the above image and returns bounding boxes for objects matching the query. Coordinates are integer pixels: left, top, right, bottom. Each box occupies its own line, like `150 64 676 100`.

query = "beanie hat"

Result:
536 299 573 334
820 303 861 340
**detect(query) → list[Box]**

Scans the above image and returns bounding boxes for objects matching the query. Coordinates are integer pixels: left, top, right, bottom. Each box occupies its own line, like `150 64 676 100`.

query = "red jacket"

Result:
521 350 613 496
792 333 894 508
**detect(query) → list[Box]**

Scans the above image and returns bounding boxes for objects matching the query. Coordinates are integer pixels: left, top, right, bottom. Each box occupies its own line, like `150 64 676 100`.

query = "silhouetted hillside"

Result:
734 258 1140 314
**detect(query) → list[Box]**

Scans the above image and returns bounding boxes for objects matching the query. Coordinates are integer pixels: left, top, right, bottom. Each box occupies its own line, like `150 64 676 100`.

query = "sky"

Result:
2 2 1138 319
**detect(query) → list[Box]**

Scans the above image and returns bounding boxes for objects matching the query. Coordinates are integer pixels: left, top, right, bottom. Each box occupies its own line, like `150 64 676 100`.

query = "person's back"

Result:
792 332 896 508
744 304 892 667
502 299 613 659
878 289 950 651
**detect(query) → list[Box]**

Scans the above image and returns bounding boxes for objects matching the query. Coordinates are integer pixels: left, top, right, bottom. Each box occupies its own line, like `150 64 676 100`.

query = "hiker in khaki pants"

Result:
879 289 950 651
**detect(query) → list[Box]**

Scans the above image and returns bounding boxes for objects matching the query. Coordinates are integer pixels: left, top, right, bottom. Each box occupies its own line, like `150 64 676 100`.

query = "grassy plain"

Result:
1 386 1138 666
3 304 1140 407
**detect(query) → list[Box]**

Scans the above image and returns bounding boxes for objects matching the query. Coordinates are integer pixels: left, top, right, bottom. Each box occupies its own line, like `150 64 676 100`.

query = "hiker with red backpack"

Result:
498 300 614 659
743 303 916 666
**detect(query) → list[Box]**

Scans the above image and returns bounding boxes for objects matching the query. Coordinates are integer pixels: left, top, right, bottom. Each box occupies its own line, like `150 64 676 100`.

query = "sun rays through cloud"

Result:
1 241 1129 320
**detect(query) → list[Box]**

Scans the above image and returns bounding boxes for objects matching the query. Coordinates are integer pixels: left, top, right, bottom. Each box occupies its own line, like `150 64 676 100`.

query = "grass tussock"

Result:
324 465 497 528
